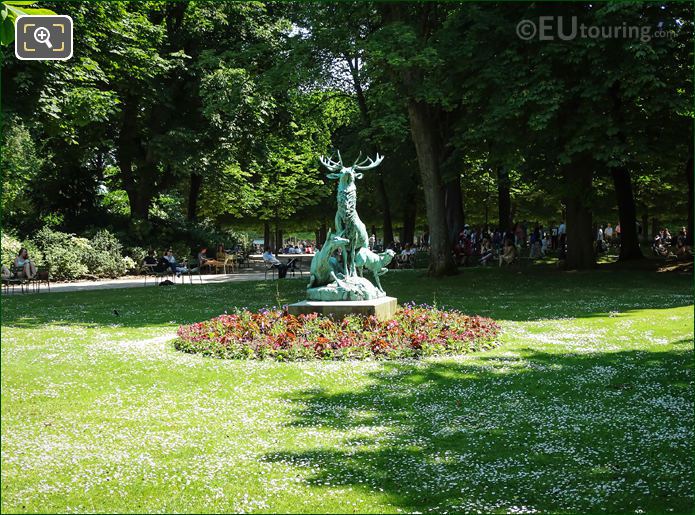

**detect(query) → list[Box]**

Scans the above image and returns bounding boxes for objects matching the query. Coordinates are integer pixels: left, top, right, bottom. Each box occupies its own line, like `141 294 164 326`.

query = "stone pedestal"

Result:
287 297 397 321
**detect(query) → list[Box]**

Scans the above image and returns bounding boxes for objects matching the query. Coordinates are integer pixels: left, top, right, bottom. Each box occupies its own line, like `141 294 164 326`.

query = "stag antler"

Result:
319 150 344 172
354 153 384 171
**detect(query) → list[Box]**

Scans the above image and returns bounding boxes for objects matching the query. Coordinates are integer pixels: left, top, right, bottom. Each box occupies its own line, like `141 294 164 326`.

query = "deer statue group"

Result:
306 150 393 300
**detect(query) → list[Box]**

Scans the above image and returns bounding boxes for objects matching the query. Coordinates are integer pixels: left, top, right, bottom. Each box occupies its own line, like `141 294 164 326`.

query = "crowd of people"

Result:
6 224 689 286
449 221 691 267
451 223 559 266
262 222 691 272
652 226 691 258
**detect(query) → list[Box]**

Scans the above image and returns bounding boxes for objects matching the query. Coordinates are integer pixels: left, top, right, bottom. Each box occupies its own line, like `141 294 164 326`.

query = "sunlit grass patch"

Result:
1 267 692 513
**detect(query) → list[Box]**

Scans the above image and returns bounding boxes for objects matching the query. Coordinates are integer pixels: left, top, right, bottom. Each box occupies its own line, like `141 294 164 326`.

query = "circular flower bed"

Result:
174 303 501 361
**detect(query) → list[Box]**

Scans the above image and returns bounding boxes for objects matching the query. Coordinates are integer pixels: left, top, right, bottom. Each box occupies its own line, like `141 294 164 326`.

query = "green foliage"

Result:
0 232 21 268
1 230 42 268
30 227 127 279
1 119 44 222
125 246 147 264
32 227 89 280
1 1 691 253
0 1 55 46
84 230 126 278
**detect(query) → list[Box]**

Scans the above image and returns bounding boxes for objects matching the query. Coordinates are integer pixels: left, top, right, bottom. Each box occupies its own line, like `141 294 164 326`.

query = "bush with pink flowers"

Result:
174 303 501 361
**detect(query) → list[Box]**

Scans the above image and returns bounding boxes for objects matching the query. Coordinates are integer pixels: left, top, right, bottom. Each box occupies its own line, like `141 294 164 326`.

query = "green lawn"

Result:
1 267 693 514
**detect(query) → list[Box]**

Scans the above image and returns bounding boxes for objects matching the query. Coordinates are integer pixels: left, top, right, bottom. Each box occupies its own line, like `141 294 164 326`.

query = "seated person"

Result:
499 239 517 267
143 249 157 266
652 235 669 257
14 248 37 279
262 247 289 278
155 254 171 273
198 247 210 266
163 249 188 276
541 235 551 256
2 264 11 280
216 244 226 261
479 239 494 266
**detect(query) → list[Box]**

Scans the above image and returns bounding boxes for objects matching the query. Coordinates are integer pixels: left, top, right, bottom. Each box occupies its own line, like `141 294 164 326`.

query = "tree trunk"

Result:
407 100 456 276
263 221 271 249
377 177 395 245
128 192 153 221
497 166 512 231
187 173 203 221
276 226 283 252
345 53 394 248
444 176 465 245
318 221 327 246
686 145 694 246
641 212 648 242
117 96 159 222
611 167 643 261
401 192 417 245
651 217 659 240
563 156 595 269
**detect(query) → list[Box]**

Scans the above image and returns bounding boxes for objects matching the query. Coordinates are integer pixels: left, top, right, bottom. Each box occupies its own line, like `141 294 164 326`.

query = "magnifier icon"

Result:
33 26 52 48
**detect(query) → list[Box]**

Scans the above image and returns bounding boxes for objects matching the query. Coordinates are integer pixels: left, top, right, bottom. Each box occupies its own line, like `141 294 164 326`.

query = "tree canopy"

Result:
2 1 692 272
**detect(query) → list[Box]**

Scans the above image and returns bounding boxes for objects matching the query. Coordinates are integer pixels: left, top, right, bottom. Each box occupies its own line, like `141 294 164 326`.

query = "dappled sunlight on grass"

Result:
1 268 692 513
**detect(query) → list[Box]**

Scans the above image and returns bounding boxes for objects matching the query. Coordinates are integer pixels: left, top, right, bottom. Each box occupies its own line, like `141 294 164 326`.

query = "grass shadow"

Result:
266 344 694 513
1 267 691 329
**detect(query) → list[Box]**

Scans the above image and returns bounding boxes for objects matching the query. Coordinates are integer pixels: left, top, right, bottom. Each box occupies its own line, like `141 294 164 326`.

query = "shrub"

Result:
84 230 126 278
174 303 501 361
2 230 43 268
122 256 138 273
33 227 89 280
125 246 147 263
1 232 21 268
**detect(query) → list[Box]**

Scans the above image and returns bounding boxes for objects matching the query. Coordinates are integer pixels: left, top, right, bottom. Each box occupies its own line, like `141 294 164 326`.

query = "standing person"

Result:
558 220 567 248
604 223 614 244
676 227 691 257
514 223 524 248
368 233 376 250
492 229 503 252
13 248 37 279
551 224 558 250
595 225 605 253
